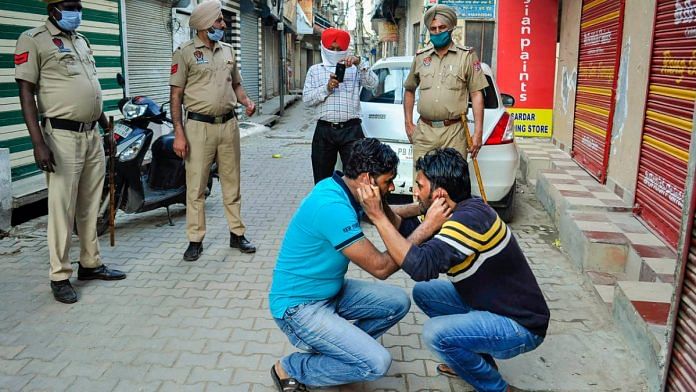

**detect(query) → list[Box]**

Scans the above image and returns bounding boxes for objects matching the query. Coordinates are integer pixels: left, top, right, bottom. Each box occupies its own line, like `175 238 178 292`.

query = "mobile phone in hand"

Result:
335 62 346 83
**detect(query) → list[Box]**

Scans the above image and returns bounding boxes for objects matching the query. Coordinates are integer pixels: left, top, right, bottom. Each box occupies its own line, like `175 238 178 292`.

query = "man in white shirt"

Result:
303 28 378 183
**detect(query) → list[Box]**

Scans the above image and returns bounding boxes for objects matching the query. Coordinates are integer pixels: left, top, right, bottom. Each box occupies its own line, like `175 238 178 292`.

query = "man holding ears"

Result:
268 139 450 390
357 148 549 392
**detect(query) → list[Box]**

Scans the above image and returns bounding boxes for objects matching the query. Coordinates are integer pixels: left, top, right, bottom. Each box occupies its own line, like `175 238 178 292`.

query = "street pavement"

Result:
0 102 648 391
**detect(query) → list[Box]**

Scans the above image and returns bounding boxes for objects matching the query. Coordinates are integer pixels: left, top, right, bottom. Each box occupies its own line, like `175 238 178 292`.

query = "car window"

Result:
360 67 410 104
360 64 498 109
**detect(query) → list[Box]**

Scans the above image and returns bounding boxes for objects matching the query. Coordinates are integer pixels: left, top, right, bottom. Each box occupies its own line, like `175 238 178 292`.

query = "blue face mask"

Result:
207 28 224 42
430 30 452 48
55 10 82 32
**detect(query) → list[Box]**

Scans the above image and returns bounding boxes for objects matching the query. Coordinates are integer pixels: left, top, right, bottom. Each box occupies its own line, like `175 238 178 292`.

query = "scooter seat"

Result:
149 133 185 190
151 134 179 161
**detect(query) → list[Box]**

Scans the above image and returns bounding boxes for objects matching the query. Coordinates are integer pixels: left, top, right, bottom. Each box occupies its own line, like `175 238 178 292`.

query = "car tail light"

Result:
485 112 514 145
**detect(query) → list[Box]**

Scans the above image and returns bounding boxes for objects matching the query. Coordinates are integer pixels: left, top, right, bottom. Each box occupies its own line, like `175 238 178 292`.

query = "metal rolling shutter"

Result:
125 0 173 105
666 176 696 390
667 222 696 390
634 0 696 248
240 8 260 104
0 0 122 183
571 0 625 183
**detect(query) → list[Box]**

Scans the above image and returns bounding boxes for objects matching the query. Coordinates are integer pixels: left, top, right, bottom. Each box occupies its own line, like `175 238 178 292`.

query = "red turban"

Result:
321 28 351 51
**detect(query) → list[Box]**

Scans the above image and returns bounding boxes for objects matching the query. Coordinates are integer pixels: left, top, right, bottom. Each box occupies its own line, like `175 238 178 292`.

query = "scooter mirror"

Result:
116 73 125 88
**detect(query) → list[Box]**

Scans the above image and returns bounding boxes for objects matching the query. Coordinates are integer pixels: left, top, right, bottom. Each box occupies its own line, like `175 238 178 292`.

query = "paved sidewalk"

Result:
0 103 647 391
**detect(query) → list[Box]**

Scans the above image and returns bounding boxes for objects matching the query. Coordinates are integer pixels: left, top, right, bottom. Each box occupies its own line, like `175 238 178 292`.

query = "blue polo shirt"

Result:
269 172 365 319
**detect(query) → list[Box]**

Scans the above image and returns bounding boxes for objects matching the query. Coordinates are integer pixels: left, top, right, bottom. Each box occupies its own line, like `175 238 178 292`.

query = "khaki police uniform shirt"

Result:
404 44 488 121
14 20 103 123
170 37 242 116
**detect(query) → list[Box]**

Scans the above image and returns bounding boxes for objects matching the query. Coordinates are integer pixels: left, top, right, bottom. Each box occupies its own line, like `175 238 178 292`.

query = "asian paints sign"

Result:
496 0 557 138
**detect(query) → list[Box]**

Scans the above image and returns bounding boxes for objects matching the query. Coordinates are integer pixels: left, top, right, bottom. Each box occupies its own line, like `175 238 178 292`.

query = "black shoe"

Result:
77 265 127 281
230 233 256 253
183 242 203 261
50 280 77 304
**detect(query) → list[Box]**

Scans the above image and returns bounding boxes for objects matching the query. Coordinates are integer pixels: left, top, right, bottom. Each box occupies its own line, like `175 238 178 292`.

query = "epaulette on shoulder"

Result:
24 25 47 38
75 32 92 47
179 40 195 49
220 41 233 48
416 45 433 55
456 44 472 51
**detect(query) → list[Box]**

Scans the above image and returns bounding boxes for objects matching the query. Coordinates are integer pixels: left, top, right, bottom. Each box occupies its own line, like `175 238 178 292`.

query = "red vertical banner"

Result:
496 0 558 138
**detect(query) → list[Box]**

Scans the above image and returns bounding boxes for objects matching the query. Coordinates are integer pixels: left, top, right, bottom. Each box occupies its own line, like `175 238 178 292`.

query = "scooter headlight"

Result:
122 102 147 120
118 134 145 162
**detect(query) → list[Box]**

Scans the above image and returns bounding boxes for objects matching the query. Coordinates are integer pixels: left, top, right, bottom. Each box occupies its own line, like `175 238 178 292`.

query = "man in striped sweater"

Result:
357 148 550 392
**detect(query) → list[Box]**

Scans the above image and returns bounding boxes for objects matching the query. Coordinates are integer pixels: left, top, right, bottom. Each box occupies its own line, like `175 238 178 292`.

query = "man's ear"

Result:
434 188 450 200
359 172 370 185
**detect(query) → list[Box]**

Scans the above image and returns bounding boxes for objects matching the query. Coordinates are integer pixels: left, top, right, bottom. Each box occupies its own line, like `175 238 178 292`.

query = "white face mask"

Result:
321 46 348 67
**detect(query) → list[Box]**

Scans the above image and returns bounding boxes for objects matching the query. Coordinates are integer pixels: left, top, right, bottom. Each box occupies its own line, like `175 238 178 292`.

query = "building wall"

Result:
405 0 423 55
605 0 657 203
0 0 122 184
551 0 582 151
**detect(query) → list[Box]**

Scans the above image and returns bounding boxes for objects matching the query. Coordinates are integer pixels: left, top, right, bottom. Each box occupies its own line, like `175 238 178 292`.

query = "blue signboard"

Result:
437 0 496 19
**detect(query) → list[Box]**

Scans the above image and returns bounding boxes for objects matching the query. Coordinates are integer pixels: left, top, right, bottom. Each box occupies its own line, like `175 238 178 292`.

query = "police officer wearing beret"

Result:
14 0 126 304
170 0 256 261
404 4 488 167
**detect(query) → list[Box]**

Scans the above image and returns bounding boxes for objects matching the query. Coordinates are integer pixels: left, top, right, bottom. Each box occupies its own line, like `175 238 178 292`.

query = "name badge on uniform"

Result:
423 56 431 66
52 38 71 53
194 50 208 65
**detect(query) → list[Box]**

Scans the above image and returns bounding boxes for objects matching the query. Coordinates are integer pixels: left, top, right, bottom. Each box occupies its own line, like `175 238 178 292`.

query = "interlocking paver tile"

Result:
0 102 649 391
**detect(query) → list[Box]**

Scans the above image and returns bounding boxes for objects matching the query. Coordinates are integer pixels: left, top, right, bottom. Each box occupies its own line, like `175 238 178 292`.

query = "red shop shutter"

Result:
635 0 696 248
571 0 625 183
666 180 696 390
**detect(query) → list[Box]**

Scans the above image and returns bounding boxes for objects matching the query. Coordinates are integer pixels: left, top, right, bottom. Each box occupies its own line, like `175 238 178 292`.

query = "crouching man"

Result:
357 148 550 392
268 139 451 390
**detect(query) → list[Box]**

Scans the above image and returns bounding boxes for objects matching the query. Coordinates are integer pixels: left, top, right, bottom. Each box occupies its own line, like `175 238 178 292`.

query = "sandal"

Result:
270 364 308 391
436 363 459 378
437 358 498 378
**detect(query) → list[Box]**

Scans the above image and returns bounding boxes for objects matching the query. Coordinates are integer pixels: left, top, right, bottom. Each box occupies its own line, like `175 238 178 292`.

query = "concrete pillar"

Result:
0 148 11 232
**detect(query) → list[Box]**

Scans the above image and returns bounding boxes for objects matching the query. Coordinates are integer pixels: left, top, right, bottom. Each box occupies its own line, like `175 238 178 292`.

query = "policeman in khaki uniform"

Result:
14 0 125 304
404 4 488 168
170 0 256 261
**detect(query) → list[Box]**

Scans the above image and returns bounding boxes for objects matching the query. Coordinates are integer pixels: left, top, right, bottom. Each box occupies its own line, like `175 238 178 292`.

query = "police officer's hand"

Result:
470 131 483 159
405 122 416 143
245 101 256 117
173 131 189 160
34 142 56 173
327 74 339 92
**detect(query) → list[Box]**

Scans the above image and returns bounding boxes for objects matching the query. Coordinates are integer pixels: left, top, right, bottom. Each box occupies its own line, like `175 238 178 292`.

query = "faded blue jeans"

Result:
275 278 410 386
413 280 544 392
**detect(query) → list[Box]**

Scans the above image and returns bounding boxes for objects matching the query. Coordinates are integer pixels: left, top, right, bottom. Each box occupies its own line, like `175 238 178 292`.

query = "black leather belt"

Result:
42 118 96 132
187 110 236 124
317 118 361 129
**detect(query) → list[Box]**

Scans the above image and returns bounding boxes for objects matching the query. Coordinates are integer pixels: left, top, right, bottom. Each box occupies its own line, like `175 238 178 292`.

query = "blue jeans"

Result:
413 280 544 392
275 278 410 386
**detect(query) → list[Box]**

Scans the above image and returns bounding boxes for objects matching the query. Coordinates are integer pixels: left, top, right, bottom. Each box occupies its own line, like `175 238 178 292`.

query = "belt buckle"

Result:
213 116 224 124
432 120 445 128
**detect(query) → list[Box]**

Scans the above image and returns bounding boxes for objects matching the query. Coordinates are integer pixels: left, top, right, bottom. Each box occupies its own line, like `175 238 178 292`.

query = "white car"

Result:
360 56 519 221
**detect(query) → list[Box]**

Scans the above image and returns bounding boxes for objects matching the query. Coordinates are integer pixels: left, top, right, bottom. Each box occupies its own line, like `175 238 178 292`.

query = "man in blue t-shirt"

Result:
269 139 451 390
357 148 550 392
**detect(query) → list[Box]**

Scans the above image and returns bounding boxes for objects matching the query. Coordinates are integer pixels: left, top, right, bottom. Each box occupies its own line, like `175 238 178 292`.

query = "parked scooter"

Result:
92 74 214 236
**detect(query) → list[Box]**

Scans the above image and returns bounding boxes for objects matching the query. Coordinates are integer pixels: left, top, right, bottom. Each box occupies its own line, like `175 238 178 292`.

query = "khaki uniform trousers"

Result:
184 118 245 242
43 122 105 281
412 119 468 178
